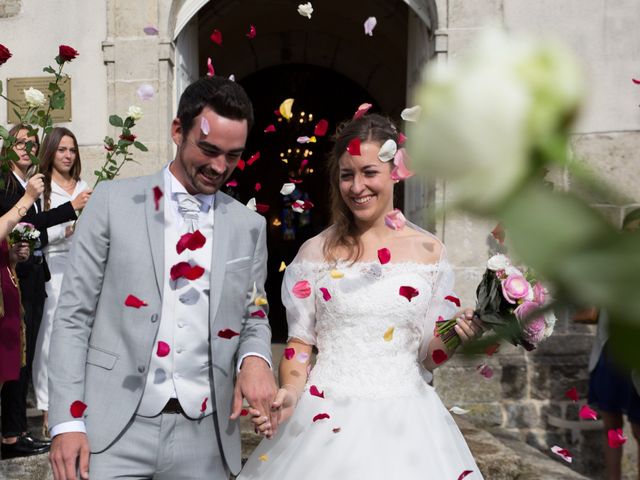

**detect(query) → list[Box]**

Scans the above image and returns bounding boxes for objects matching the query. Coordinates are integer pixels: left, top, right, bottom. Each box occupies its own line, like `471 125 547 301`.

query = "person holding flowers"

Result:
239 113 484 480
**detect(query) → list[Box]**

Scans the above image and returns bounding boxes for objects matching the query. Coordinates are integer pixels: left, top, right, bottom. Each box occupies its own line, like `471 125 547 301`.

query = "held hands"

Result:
71 189 93 211
26 174 45 201
454 308 484 344
49 432 90 480
251 385 299 438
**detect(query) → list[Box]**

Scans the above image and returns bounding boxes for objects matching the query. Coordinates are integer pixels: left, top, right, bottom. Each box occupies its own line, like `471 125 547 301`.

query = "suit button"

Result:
151 314 159 323
138 365 146 373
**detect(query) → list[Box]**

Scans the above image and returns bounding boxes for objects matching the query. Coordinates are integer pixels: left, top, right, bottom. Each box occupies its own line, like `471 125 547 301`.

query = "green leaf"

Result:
133 141 148 152
109 115 124 127
7 150 19 163
28 152 39 165
48 82 59 93
0 125 8 140
123 117 134 129
43 66 56 74
50 90 65 110
44 125 53 135
0 80 3 96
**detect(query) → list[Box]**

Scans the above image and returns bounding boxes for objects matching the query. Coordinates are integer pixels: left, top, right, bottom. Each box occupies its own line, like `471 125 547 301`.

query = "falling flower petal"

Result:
330 269 344 279
296 352 310 363
70 400 87 418
485 343 500 356
310 385 325 398
143 26 159 35
226 179 238 187
384 209 406 230
247 24 257 39
300 159 309 171
383 326 394 342
377 248 391 265
256 204 270 214
391 148 414 181
284 347 295 360
399 286 419 301
314 119 329 136
608 428 627 448
450 406 470 415
157 341 170 357
176 230 206 254
124 294 148 308
279 98 295 119
170 262 205 281
297 2 313 19
280 183 295 195
551 445 572 463
200 117 210 136
346 138 361 156
250 310 266 318
297 136 312 144
218 328 240 339
210 29 223 45
398 132 407 145
292 280 312 298
255 183 262 192
378 139 397 162
564 387 579 402
579 405 598 421
332 427 341 433
259 454 268 462
279 261 287 272
264 124 276 133
207 57 215 77
458 471 474 480
400 105 422 122
364 16 377 36
313 413 330 422
246 198 256 211
229 74 235 82
237 159 246 171
240 408 249 416
289 177 303 184
247 152 260 166
136 83 155 101
491 223 505 244
633 78 640 85
153 186 163 211
432 349 448 365
477 363 494 378
319 287 331 301
353 103 373 119
292 200 304 213
255 296 268 306
445 295 461 307
201 397 208 413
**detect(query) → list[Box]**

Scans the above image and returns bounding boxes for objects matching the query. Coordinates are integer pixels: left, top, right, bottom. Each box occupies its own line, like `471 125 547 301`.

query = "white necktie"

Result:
177 193 201 232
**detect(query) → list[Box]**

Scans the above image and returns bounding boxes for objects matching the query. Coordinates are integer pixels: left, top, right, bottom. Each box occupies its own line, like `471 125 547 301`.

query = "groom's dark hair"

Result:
177 76 254 136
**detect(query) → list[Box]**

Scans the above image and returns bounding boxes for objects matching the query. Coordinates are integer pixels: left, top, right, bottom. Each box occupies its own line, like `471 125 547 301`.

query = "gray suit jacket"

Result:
48 169 272 475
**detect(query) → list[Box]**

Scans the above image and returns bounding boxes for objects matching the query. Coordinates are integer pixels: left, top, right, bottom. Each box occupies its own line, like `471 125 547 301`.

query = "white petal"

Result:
297 136 311 144
246 198 257 211
280 183 296 195
228 74 235 82
378 139 397 162
200 117 210 136
136 83 155 101
401 105 422 122
449 406 470 415
364 17 377 36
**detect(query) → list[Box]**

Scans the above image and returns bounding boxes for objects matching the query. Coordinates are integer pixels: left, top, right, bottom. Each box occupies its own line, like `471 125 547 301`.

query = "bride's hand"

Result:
251 386 298 438
454 308 484 344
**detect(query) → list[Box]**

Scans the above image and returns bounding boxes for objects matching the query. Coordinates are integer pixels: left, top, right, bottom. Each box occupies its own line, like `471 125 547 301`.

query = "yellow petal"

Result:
330 269 344 279
259 454 268 462
309 136 317 143
383 326 394 342
279 261 287 272
279 98 294 120
254 296 268 306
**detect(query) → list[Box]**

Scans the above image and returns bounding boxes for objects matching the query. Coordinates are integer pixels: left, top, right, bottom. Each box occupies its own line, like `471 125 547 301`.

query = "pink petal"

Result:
143 26 159 35
296 352 310 363
445 295 461 307
292 280 312 298
384 209 406 230
347 138 361 156
377 247 391 265
207 57 215 77
210 29 223 45
217 328 240 339
264 124 276 133
608 428 627 448
397 132 407 145
399 286 419 301
363 16 377 36
633 78 640 85
312 413 330 422
432 349 448 365
236 159 246 171
246 24 257 39
247 151 260 165
153 186 163 211
477 363 494 379
391 148 414 181
255 203 270 214
70 400 87 418
353 103 372 119
201 397 208 413
124 294 148 308
283 347 295 360
297 136 311 144
314 119 329 137
309 385 325 398
156 341 170 357
255 183 262 192
579 405 598 421
136 83 155 101
564 387 579 402
458 471 474 480
226 179 238 187
551 445 572 463
200 117 210 136
319 287 331 301
289 177 303 184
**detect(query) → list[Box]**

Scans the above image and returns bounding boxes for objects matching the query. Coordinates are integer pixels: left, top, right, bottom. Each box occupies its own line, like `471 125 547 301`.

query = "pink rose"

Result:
532 282 546 305
515 301 546 344
501 274 530 304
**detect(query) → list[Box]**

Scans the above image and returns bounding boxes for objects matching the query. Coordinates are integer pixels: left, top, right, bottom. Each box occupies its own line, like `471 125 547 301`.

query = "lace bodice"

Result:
283 256 457 399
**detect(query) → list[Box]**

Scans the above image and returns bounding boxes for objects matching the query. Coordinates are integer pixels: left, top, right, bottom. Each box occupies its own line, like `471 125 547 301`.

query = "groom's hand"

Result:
50 432 90 480
230 356 278 434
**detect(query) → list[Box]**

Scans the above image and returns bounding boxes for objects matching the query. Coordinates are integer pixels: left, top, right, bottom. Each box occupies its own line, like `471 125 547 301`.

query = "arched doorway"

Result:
171 0 439 340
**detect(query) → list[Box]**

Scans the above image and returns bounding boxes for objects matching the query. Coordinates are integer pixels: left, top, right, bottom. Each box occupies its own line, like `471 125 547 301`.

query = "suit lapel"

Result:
145 171 165 296
209 194 230 327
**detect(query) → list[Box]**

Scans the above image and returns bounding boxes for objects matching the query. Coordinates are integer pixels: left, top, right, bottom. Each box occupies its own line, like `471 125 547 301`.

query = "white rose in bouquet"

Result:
487 254 510 272
24 87 46 108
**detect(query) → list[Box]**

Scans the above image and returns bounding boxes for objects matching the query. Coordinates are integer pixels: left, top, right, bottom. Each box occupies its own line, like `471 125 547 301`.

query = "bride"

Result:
238 113 485 479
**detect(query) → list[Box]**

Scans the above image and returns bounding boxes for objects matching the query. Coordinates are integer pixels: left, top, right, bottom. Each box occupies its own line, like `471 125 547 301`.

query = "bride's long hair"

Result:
323 113 400 263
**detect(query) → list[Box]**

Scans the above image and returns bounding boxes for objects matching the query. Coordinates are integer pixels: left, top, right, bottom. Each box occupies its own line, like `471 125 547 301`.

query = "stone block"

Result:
501 364 527 399
111 0 158 38
113 41 160 81
444 211 499 268
434 363 502 404
530 360 590 401
448 0 503 29
0 0 21 18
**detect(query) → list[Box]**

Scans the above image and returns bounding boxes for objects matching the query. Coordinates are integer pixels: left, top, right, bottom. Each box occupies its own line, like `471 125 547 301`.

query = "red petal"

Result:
207 57 215 77
218 328 240 339
240 408 249 416
237 159 246 171
319 287 331 301
255 183 262 192
210 29 223 45
399 286 419 301
312 413 330 422
201 397 208 413
70 400 87 418
246 25 257 39
309 385 325 398
485 343 500 356
247 151 260 165
292 280 312 298
579 404 598 421
255 203 270 214
283 347 295 360
608 428 627 448
302 200 314 210
226 179 238 187
264 124 276 133
564 387 579 402
314 119 329 137
477 363 494 378
170 262 205 281
458 471 474 480
250 310 266 318
398 132 407 145
346 138 361 156
633 78 640 84
551 445 572 463
353 103 372 119
153 186 163 211
332 427 341 433
445 295 461 307
432 349 448 365
176 230 206 254
377 247 391 265
124 294 148 308
289 177 303 184
156 341 170 357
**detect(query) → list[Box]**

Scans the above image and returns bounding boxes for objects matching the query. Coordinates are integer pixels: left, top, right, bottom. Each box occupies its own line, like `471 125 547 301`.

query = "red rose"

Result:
58 45 79 62
0 44 12 66
119 133 136 142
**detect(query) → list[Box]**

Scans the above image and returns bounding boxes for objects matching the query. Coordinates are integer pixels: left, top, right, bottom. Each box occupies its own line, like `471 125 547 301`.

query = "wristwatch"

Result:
14 205 27 217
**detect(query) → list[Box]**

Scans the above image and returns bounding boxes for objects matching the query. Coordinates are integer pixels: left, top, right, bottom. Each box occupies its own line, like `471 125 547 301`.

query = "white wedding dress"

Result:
238 229 483 480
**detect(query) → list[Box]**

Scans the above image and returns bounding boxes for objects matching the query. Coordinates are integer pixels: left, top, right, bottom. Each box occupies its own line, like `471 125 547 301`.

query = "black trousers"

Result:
1 262 46 437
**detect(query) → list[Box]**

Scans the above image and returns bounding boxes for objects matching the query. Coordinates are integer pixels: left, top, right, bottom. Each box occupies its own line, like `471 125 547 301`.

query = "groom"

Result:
47 77 278 479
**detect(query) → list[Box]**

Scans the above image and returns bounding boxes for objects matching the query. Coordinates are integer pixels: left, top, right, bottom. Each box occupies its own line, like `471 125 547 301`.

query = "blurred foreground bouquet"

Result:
9 222 40 252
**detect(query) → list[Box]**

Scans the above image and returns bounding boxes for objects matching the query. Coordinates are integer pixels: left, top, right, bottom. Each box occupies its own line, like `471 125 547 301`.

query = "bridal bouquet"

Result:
9 222 41 252
436 254 556 351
